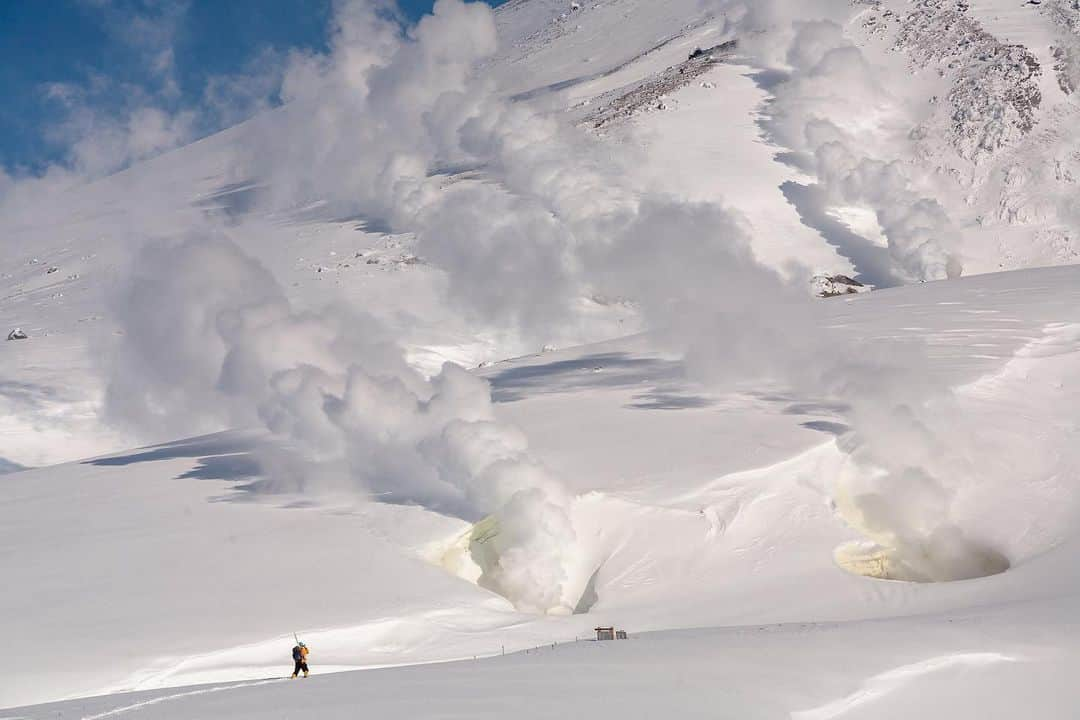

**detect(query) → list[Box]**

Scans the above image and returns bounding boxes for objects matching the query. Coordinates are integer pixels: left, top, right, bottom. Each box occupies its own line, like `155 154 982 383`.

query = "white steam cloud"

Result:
669 0 993 578
235 0 643 342
100 0 1026 597
106 233 576 614
724 2 962 282
104 0 796 613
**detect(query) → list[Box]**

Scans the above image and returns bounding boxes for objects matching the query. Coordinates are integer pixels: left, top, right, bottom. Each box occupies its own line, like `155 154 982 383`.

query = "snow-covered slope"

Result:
13 610 1080 720
876 0 1080 272
5 0 1079 467
5 266 1080 711
3 0 1080 716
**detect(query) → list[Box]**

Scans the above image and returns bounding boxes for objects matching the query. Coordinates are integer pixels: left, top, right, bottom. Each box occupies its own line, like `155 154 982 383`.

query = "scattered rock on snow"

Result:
587 40 736 128
897 0 1043 161
812 274 871 298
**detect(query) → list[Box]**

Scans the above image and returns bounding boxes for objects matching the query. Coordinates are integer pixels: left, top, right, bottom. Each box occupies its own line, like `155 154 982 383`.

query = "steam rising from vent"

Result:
773 22 961 282
826 369 1011 583
106 234 575 614
100 0 1015 606
237 0 639 343
713 2 962 282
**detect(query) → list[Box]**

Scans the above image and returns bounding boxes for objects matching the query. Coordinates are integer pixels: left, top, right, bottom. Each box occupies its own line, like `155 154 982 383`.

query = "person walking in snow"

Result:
291 642 310 678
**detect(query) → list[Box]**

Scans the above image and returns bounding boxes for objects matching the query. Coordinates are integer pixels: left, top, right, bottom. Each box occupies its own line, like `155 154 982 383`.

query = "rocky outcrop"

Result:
897 0 1042 161
812 274 870 298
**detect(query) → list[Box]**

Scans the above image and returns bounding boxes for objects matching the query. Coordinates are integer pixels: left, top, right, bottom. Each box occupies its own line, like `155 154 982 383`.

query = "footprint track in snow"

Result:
80 678 284 720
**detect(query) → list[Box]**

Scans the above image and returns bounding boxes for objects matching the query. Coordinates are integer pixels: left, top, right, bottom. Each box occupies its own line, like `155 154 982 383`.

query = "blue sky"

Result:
0 0 504 174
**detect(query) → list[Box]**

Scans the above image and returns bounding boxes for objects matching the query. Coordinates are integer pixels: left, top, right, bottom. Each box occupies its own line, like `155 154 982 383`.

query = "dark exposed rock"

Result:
812 274 870 298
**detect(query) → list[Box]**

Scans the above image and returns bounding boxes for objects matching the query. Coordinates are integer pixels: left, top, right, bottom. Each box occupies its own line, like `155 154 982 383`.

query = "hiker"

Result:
291 642 310 678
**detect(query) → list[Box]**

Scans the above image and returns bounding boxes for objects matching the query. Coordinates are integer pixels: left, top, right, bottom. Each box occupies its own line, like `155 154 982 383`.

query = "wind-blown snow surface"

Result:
5 267 1080 715
4 0 1080 716
12 617 1080 720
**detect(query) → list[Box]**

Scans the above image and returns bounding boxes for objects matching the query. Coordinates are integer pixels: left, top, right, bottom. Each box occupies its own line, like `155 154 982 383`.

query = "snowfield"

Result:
3 0 1080 717
5 268 1080 715
11 615 1080 720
